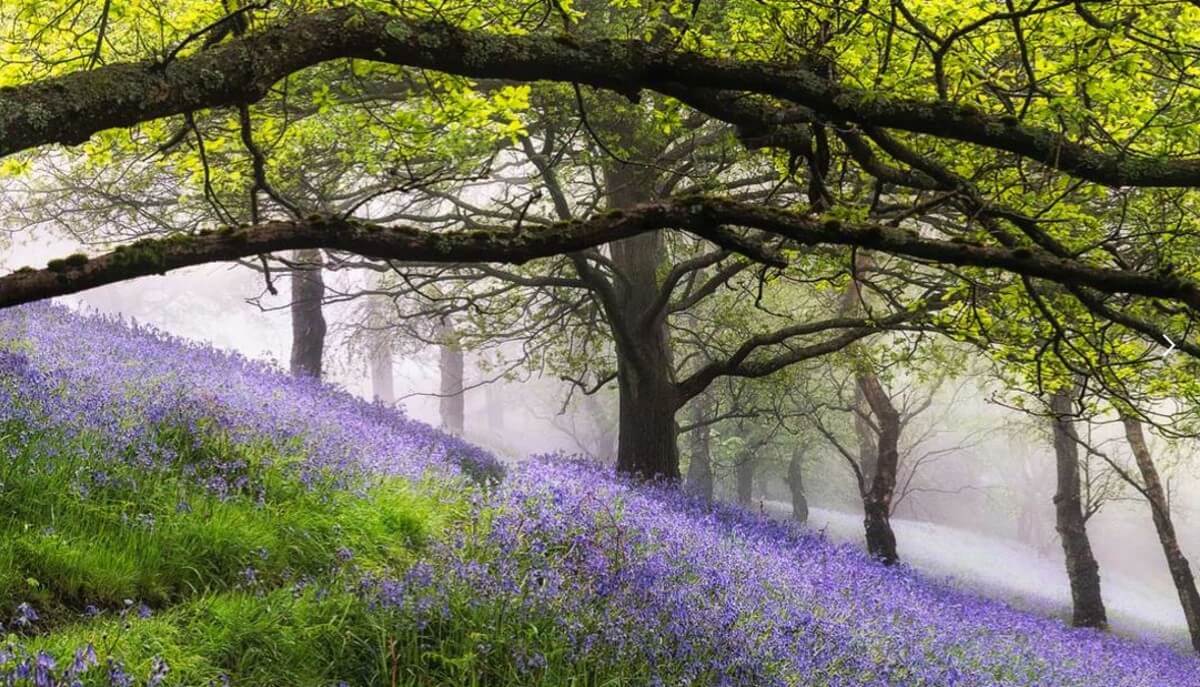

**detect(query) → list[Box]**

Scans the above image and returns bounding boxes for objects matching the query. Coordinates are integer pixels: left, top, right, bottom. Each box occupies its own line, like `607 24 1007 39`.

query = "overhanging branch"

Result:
8 197 1200 316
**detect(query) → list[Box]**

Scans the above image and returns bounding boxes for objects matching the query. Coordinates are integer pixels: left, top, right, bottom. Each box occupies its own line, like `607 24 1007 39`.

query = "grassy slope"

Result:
0 426 623 686
1 306 1197 687
0 418 463 685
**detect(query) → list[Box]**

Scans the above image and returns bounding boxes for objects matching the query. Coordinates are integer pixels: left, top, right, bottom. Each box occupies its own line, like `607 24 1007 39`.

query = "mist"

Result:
11 225 1196 649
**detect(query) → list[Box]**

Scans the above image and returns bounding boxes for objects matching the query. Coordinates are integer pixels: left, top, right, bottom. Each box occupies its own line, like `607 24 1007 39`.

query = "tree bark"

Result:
289 248 326 378
853 381 879 483
1121 415 1200 651
8 201 1193 314
857 371 900 565
684 393 714 503
613 342 679 480
604 162 681 481
787 448 809 524
1049 388 1108 629
839 257 899 564
438 320 464 435
735 444 756 507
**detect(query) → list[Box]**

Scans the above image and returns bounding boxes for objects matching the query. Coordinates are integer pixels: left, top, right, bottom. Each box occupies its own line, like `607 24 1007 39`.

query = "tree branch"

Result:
5 7 1200 188
9 196 1200 316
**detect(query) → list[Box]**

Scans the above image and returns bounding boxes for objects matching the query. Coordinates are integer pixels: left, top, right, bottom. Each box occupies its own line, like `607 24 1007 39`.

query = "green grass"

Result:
0 420 450 626
27 582 632 687
31 586 389 686
0 420 642 686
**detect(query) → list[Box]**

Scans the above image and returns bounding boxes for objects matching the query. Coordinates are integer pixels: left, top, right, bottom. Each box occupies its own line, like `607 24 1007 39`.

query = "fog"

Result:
764 382 1200 645
6 231 1199 648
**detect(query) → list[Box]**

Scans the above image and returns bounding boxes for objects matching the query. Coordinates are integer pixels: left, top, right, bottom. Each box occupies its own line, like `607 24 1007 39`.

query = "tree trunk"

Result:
857 371 900 565
1016 445 1038 547
853 382 879 483
485 380 504 432
1049 388 1107 629
366 286 395 404
837 255 896 562
1121 415 1200 651
614 354 679 479
684 392 714 503
438 320 464 435
604 163 680 481
735 446 755 507
370 339 394 405
582 392 616 464
787 448 809 524
1017 490 1037 548
289 248 326 378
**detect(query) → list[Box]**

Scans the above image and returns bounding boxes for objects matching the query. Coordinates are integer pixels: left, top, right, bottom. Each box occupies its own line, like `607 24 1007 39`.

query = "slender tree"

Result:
684 391 716 503
786 447 808 524
1120 415 1200 652
1048 387 1107 630
855 372 901 564
438 319 465 435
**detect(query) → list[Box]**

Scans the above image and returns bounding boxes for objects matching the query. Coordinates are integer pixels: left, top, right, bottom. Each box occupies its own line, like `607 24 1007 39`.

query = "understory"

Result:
0 303 1193 686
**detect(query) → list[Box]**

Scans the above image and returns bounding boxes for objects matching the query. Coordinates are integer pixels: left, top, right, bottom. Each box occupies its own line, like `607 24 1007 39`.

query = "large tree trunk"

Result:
1049 388 1107 629
289 248 326 378
438 320 464 435
787 448 809 524
1122 415 1200 651
857 371 900 565
684 392 714 503
614 355 679 479
366 286 395 404
604 163 680 481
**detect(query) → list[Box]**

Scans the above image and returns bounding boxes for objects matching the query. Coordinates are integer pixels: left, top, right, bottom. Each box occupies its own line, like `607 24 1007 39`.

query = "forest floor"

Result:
0 303 1197 686
764 500 1187 646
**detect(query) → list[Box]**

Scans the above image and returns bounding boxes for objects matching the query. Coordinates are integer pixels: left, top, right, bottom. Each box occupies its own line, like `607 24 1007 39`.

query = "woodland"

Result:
1 0 1200 685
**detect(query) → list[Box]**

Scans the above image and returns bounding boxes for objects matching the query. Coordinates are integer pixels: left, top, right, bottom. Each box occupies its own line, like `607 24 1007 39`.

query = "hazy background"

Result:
7 233 1199 647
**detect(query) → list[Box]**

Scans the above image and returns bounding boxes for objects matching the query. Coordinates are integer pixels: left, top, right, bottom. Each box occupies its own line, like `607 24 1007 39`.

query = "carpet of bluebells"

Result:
0 302 1196 686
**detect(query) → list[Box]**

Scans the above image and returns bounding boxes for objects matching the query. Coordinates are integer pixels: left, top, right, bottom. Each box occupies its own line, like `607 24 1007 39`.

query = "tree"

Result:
289 249 326 377
364 293 397 405
684 390 716 503
438 319 466 435
8 1 1200 490
1047 386 1108 630
785 447 808 525
855 372 901 564
340 81 942 482
1120 415 1200 652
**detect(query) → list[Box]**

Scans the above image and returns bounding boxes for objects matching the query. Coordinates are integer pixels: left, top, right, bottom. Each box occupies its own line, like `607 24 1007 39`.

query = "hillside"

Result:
766 502 1188 644
0 303 1195 686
